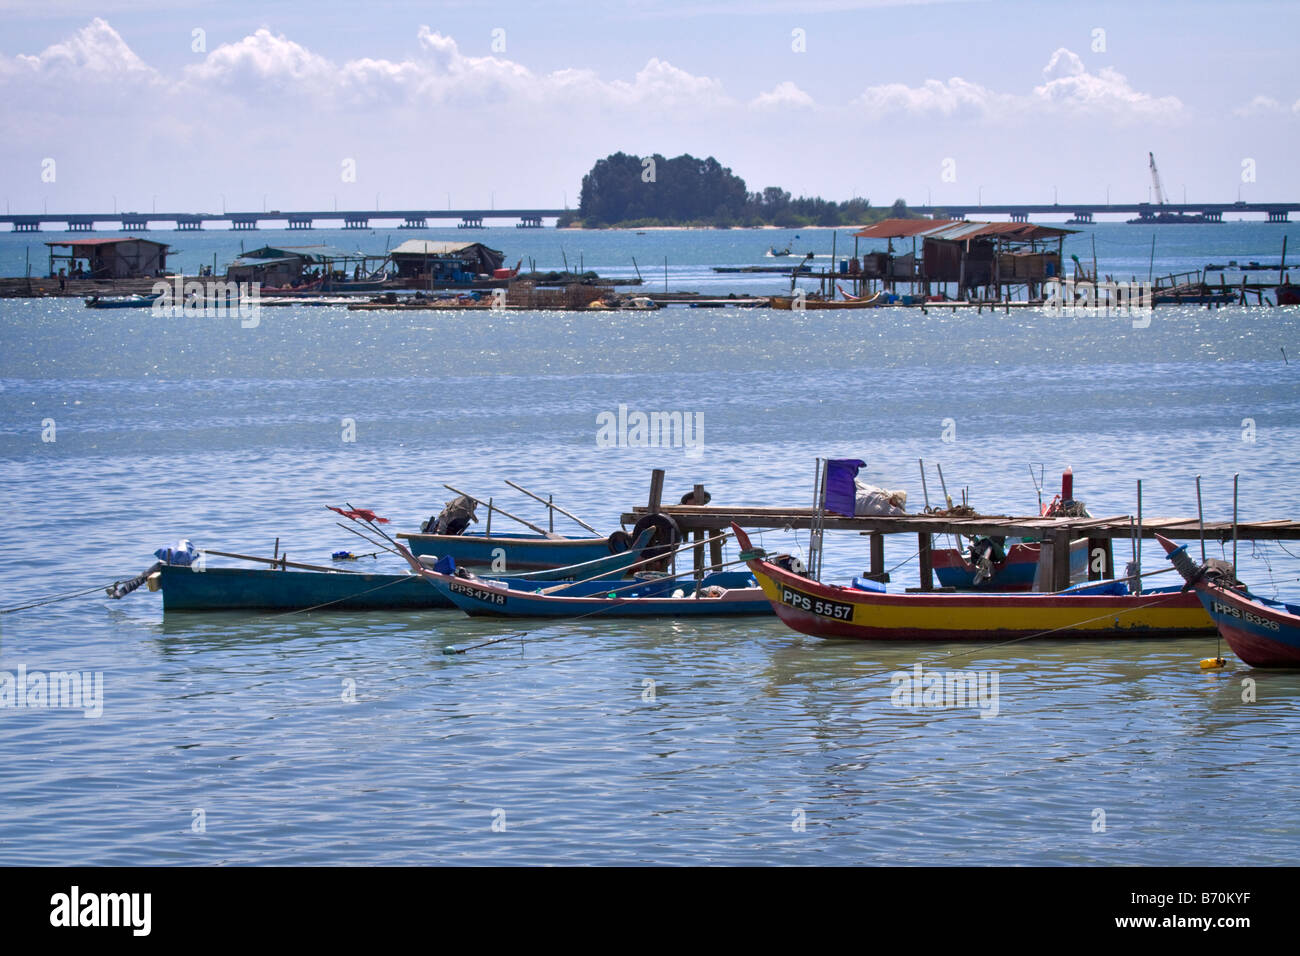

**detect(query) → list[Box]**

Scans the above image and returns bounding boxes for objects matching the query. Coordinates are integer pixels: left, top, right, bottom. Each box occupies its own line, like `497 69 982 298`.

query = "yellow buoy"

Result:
1199 657 1226 670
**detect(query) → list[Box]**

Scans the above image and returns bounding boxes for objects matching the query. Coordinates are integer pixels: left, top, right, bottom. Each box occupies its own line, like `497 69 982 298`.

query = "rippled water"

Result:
2 225 1299 864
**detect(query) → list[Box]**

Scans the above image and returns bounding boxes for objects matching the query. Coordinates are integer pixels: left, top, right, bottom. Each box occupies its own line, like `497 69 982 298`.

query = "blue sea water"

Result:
0 222 1297 865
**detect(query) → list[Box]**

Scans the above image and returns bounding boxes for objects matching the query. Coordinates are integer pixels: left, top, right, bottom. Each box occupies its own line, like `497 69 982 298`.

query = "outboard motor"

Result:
422 495 479 535
968 536 1006 586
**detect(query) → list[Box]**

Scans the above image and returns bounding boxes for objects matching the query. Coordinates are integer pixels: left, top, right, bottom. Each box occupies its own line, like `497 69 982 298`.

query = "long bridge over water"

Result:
1 209 569 233
1 201 1296 232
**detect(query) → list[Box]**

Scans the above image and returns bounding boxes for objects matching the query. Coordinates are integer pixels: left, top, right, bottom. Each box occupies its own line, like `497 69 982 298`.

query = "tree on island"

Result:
562 151 916 228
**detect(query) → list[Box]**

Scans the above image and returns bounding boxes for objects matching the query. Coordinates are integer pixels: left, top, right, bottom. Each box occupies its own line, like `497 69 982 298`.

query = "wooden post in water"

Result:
869 532 886 582
647 469 664 513
917 533 933 591
1052 529 1071 591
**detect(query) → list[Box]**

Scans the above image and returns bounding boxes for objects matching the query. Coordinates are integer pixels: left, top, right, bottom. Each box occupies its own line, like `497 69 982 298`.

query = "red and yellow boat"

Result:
732 523 1213 642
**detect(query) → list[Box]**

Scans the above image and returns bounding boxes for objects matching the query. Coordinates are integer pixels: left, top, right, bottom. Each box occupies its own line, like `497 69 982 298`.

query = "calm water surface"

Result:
1 224 1298 864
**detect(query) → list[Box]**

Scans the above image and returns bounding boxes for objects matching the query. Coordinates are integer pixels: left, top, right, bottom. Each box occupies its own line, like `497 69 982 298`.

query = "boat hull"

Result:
424 570 770 618
1185 579 1300 666
396 531 614 570
734 524 1213 641
1156 533 1300 667
158 564 450 612
769 292 884 311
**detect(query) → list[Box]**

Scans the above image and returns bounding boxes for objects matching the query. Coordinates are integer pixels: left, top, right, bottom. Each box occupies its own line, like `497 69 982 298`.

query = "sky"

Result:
0 0 1296 216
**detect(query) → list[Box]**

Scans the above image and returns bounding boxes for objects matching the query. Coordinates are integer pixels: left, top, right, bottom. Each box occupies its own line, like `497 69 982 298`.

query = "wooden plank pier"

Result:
622 474 1300 593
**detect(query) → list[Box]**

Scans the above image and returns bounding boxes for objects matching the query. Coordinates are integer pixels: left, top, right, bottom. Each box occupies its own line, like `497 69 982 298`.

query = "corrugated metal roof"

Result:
45 237 169 248
853 218 1075 241
242 245 357 262
389 240 484 256
228 256 302 268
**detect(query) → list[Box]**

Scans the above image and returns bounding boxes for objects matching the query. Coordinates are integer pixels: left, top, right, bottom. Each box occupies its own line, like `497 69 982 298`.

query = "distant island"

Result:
559 152 921 229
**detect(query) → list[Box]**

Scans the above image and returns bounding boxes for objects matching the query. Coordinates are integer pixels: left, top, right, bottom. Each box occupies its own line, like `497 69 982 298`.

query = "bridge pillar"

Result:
176 218 203 231
516 215 543 229
121 218 149 231
343 217 370 230
231 219 259 231
401 216 427 229
458 216 484 229
1202 210 1222 223
1067 211 1093 223
12 219 40 232
287 217 313 230
67 219 95 232
1267 210 1289 223
1009 211 1029 223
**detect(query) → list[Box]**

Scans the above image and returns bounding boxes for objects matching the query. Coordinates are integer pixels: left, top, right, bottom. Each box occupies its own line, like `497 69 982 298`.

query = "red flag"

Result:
328 506 390 524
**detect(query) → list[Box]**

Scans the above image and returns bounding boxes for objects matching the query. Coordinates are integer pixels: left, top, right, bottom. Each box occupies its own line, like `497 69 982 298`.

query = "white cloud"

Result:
1232 94 1299 118
856 76 1009 118
0 17 156 80
750 81 815 111
855 48 1182 123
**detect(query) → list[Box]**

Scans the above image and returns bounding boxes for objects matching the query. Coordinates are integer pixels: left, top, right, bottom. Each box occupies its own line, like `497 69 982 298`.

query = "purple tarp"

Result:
824 459 865 516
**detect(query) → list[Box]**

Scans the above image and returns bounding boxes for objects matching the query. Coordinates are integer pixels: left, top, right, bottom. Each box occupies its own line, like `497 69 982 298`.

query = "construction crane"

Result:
1148 152 1168 206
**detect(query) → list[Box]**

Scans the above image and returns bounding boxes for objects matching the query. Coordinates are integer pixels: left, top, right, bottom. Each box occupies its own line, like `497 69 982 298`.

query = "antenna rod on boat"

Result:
504 479 600 534
1135 479 1143 583
1232 473 1240 570
936 463 952 510
1195 475 1206 562
442 483 556 538
918 459 931 510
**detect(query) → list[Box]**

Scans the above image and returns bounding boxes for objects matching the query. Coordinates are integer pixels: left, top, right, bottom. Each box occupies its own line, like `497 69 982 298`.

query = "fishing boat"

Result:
155 563 450 612
732 524 1214 641
769 291 885 311
141 526 656 613
417 565 770 618
1157 534 1300 667
397 530 622 570
84 294 156 309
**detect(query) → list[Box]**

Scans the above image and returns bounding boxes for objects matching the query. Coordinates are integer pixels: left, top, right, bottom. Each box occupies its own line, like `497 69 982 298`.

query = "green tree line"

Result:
563 152 917 228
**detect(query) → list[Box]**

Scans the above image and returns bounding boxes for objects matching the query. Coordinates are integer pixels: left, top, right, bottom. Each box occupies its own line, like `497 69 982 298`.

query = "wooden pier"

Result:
621 471 1300 592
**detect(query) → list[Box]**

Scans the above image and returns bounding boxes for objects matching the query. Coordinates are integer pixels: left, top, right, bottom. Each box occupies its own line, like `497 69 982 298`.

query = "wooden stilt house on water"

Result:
849 219 1076 302
46 237 170 279
225 245 391 292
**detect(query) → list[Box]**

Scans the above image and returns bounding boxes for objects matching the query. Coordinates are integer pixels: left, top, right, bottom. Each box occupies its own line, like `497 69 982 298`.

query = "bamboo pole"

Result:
202 548 363 575
505 479 599 534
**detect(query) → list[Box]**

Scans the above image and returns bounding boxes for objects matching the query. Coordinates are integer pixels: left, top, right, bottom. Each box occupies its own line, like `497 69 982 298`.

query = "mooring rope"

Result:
0 581 126 615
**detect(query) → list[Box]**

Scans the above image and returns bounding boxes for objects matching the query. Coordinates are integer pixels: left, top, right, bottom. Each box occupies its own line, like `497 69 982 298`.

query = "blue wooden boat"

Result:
1158 533 1300 667
151 527 655 613
85 294 156 309
157 564 449 612
397 530 619 570
421 567 770 618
